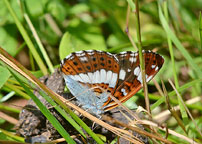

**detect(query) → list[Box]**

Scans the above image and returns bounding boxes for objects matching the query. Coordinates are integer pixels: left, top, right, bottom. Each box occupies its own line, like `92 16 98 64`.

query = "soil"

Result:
15 69 148 144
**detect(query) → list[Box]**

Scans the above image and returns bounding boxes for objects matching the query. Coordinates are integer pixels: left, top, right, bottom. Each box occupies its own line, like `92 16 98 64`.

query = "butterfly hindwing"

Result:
104 51 164 110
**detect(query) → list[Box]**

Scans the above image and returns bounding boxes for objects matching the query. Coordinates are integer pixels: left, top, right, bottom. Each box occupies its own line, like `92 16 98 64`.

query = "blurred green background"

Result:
0 0 202 143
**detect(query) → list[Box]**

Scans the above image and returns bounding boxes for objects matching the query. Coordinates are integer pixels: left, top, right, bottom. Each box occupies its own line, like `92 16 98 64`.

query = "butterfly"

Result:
60 50 164 116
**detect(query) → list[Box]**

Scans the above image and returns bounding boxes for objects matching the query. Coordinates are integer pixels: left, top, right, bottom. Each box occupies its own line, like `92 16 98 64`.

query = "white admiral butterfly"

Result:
61 50 164 115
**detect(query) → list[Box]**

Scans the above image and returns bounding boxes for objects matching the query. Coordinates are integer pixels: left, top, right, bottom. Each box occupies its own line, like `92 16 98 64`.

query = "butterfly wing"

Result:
61 50 120 114
104 51 164 111
61 50 120 91
61 50 164 113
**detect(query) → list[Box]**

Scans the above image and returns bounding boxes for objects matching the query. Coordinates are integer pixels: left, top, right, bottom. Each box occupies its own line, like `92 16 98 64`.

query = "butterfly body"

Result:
61 50 164 115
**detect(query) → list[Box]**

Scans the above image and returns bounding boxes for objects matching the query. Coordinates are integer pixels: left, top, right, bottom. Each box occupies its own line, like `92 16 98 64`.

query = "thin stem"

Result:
29 50 35 71
126 4 130 29
135 0 150 114
125 3 138 50
199 11 202 57
24 14 55 73
44 14 62 37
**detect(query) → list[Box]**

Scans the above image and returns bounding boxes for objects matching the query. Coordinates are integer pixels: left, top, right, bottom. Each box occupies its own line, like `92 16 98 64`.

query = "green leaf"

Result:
59 32 73 60
0 27 18 56
127 0 136 11
59 29 107 60
47 0 67 23
70 3 89 15
25 0 44 17
0 66 10 89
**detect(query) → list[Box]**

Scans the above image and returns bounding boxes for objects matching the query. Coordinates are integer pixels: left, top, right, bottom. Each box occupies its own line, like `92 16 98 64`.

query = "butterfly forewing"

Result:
61 50 120 94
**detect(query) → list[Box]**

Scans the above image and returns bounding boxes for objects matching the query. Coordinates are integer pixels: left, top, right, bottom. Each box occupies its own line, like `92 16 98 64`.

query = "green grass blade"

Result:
38 90 86 138
158 1 202 78
3 0 48 75
0 103 21 113
163 1 179 89
0 128 24 142
148 93 202 111
4 82 30 99
151 79 202 110
162 1 188 122
24 13 54 73
0 47 104 144
11 71 76 144
199 12 202 54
